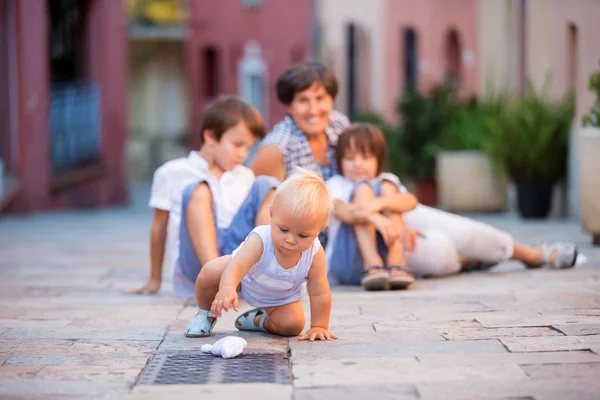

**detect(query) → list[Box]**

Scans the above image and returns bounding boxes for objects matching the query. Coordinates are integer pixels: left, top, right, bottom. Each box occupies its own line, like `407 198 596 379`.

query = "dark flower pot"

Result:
414 179 438 206
516 183 554 219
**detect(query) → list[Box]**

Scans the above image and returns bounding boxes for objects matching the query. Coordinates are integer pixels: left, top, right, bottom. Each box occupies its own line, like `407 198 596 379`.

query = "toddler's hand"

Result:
211 287 239 317
298 327 338 342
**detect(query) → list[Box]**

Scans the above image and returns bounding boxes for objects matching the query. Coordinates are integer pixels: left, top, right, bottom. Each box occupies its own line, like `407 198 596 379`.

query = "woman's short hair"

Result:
276 61 339 105
336 123 388 176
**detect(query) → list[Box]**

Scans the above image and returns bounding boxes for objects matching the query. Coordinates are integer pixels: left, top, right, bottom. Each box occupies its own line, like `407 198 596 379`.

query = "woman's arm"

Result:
250 146 286 181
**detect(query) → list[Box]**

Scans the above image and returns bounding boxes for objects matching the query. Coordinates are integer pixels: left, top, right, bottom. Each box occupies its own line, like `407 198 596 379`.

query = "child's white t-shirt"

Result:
232 225 320 308
324 173 407 269
149 151 255 276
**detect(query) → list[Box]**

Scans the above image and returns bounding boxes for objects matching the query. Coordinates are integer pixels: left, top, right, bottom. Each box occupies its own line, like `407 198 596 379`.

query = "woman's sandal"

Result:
538 242 578 269
386 265 414 290
185 308 217 338
235 308 269 332
361 266 389 291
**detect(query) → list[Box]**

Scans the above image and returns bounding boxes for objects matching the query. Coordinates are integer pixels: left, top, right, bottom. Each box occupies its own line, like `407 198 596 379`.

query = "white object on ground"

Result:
575 253 588 266
200 336 248 359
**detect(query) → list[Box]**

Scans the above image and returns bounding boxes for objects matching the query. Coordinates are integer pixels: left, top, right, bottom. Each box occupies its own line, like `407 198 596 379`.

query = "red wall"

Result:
187 0 312 149
6 0 127 213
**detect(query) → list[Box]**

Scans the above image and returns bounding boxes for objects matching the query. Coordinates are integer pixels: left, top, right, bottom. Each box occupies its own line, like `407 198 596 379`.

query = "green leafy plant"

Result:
439 93 509 152
397 85 456 180
582 58 600 128
353 110 407 178
485 84 575 184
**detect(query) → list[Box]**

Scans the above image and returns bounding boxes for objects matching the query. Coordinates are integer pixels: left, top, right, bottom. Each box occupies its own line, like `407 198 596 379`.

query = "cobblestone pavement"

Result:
0 197 599 399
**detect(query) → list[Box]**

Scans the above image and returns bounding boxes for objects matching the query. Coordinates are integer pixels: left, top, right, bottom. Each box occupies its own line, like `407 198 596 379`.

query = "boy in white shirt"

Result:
126 96 277 296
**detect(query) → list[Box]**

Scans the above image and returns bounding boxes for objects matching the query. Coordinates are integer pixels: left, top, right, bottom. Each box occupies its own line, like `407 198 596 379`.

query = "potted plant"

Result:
397 85 455 205
580 59 600 244
435 95 509 212
486 84 575 219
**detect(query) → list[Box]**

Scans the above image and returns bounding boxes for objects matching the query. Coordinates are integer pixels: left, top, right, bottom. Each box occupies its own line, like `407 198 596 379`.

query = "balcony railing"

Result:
50 83 101 174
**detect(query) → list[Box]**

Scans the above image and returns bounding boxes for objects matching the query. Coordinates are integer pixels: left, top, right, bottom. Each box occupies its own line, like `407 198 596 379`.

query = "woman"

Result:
251 61 577 280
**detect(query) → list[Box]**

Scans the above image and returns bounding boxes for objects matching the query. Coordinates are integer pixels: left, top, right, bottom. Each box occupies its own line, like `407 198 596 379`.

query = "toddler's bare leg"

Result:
262 301 306 336
195 256 231 310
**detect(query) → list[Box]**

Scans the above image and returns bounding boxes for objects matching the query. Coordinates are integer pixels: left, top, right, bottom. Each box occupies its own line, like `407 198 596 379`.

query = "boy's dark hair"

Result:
276 61 339 105
200 96 265 145
336 123 387 176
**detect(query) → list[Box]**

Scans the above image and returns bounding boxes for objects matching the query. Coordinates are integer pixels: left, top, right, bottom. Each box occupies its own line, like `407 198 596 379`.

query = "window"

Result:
403 27 418 91
202 46 219 99
444 28 462 93
242 0 262 8
566 23 578 96
346 23 356 119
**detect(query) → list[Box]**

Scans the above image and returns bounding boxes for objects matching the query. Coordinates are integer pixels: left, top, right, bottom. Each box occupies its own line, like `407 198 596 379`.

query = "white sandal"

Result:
539 242 578 269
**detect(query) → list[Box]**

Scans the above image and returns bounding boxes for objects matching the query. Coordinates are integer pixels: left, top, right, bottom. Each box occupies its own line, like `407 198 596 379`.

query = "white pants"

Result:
402 205 514 277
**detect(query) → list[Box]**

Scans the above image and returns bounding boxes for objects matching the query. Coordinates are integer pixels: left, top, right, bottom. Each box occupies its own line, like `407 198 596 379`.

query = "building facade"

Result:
127 0 314 178
187 0 313 149
318 0 478 120
0 0 127 213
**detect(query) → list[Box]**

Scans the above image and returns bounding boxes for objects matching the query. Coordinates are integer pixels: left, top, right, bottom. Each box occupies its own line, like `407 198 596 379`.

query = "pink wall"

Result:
188 0 311 149
384 0 478 119
6 0 127 213
539 0 600 119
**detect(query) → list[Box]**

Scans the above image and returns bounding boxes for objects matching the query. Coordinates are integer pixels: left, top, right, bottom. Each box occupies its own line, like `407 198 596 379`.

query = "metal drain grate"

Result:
137 351 292 385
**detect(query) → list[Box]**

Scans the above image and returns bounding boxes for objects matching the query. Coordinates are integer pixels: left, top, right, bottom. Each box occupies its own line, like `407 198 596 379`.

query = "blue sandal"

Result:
185 308 217 338
235 308 269 332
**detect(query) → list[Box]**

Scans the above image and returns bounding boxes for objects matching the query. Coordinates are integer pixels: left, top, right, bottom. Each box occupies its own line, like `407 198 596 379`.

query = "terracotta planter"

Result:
436 151 507 212
413 179 437 206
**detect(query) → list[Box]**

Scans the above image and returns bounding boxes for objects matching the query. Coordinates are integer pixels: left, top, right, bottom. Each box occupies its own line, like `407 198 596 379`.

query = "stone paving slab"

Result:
1 201 600 398
415 378 600 400
500 335 600 352
553 323 600 336
293 357 525 388
0 327 165 341
416 350 600 367
520 362 600 380
440 326 562 340
0 378 129 398
126 383 293 400
294 384 419 400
